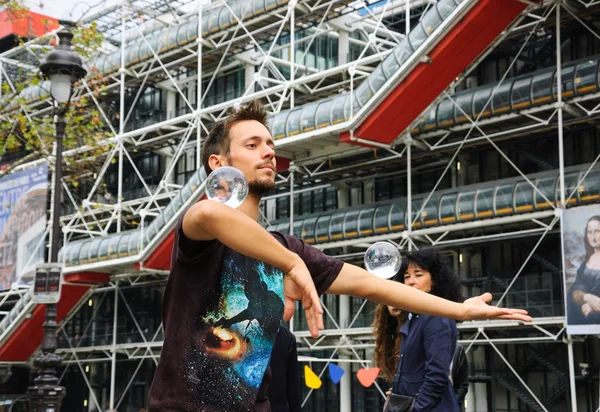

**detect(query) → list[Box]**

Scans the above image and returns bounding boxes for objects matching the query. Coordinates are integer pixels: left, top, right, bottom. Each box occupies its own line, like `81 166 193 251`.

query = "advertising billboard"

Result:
0 164 48 291
561 204 600 335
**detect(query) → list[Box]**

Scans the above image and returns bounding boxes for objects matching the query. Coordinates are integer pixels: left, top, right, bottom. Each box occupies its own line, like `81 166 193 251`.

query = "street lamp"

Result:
27 23 86 412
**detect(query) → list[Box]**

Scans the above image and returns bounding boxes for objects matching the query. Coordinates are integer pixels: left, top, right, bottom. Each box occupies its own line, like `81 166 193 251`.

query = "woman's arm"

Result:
327 263 531 321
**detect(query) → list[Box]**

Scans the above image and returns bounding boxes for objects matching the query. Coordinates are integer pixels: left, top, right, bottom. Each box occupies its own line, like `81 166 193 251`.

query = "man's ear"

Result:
208 154 227 171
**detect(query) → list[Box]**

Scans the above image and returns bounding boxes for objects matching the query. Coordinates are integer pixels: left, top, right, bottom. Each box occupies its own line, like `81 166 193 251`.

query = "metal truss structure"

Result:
2 0 600 410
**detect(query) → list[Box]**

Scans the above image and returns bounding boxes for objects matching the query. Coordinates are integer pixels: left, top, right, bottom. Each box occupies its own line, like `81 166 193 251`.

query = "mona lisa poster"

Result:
561 204 600 335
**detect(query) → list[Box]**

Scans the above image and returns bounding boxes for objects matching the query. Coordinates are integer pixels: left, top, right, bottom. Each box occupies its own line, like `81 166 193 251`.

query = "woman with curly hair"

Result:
372 301 408 383
383 248 464 412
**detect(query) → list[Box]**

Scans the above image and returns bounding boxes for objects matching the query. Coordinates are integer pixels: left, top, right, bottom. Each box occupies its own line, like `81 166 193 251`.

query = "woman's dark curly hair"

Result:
396 248 464 303
372 303 408 382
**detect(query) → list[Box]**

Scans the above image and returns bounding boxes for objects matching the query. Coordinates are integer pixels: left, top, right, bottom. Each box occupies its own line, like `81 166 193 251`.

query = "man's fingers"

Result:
303 295 323 338
307 290 324 332
283 298 295 321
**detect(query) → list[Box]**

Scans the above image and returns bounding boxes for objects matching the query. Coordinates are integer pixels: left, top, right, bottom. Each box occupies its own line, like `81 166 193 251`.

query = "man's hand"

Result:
461 293 532 322
283 260 324 338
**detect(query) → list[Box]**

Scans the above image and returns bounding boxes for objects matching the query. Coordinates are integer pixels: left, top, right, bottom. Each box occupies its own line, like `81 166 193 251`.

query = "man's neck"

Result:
238 193 261 221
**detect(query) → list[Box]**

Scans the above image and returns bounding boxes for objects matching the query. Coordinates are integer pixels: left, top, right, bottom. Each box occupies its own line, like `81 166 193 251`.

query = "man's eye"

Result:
247 144 256 148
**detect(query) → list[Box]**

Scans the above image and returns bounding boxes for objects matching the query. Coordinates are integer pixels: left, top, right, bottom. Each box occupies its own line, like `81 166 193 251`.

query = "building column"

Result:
363 179 375 204
339 30 350 65
337 186 350 209
339 294 351 411
166 90 176 120
245 63 255 95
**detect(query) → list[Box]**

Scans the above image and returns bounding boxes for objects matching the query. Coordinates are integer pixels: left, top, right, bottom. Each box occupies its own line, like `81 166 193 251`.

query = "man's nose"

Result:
263 145 275 159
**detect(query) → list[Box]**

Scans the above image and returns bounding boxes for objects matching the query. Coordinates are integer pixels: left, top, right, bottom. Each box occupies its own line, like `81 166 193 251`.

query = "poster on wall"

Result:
562 204 600 335
0 164 48 291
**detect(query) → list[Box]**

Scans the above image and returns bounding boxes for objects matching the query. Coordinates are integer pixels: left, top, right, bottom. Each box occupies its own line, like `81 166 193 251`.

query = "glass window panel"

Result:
437 98 454 128
422 197 439 226
408 23 427 50
302 217 317 242
300 103 318 132
511 77 532 109
118 233 132 257
559 172 581 205
454 92 473 123
313 190 324 213
532 68 554 105
390 202 406 230
457 192 475 220
358 208 375 235
272 112 288 139
330 213 345 240
69 243 83 266
514 182 533 211
422 106 438 131
495 184 515 214
410 199 423 228
575 60 599 94
579 169 600 203
368 65 388 94
79 242 91 264
344 210 360 238
476 188 494 217
492 82 512 115
554 65 576 98
330 94 347 125
315 215 331 242
421 5 443 35
207 10 219 33
472 87 492 118
535 177 556 208
316 100 333 128
439 194 457 223
293 220 303 238
286 108 302 136
374 205 391 233
98 238 110 261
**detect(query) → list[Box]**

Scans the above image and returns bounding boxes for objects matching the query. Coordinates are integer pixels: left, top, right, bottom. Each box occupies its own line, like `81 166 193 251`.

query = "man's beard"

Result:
249 179 275 197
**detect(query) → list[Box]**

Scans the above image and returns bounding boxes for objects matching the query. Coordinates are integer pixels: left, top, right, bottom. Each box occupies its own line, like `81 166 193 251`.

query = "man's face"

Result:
225 120 277 195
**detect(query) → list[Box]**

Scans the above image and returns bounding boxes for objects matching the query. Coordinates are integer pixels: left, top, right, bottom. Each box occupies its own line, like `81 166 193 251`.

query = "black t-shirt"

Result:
147 210 343 411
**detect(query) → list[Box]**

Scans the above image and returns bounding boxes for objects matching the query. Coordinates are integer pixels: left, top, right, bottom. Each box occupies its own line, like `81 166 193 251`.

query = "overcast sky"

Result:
27 0 118 22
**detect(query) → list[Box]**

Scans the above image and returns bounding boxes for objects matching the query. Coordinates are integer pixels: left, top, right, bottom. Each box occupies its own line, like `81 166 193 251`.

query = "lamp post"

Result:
27 24 86 412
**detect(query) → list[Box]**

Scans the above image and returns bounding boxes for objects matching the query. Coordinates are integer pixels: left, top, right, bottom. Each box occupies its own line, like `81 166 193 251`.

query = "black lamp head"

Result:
39 25 87 83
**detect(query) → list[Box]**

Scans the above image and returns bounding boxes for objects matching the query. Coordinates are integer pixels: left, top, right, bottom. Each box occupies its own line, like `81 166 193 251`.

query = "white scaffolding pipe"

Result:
117 10 126 233
290 0 295 109
109 285 119 409
567 334 578 411
405 0 410 35
556 3 566 208
196 0 204 170
288 166 295 332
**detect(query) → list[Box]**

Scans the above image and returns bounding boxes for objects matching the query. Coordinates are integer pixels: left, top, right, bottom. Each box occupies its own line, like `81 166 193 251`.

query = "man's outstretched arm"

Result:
182 200 325 336
326 263 532 322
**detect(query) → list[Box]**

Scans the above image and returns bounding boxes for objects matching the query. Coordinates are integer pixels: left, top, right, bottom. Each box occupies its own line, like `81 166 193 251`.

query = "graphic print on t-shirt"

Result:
184 249 284 411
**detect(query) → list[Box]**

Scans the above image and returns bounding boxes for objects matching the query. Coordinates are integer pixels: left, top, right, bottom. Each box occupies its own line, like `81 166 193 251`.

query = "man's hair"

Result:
201 99 270 173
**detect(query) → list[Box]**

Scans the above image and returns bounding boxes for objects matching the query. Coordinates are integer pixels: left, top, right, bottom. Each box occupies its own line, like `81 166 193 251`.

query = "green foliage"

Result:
0 1 114 185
